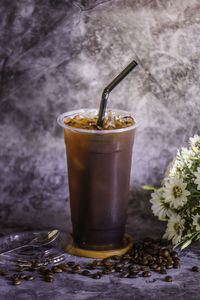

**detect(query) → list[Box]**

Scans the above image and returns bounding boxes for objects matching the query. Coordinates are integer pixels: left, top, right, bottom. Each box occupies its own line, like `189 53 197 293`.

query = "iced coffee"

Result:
57 109 136 250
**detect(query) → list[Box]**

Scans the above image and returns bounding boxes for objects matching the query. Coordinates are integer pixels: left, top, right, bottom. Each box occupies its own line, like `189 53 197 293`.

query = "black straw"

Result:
97 60 138 127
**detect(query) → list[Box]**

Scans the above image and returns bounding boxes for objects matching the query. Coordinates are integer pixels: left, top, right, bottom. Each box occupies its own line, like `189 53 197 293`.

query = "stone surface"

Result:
0 1 200 298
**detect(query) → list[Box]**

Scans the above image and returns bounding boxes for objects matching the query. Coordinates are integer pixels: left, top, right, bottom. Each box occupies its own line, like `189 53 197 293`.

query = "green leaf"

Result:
181 239 192 250
141 185 155 191
195 234 200 240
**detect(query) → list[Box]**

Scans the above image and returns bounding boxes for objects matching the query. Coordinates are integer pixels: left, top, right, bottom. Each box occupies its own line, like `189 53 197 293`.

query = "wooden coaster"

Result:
63 234 134 258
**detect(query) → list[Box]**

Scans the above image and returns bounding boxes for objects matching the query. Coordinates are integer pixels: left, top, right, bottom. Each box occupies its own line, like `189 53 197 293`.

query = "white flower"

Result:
194 167 200 190
163 177 190 209
190 134 200 153
167 148 194 177
192 214 200 231
163 213 185 245
150 190 171 220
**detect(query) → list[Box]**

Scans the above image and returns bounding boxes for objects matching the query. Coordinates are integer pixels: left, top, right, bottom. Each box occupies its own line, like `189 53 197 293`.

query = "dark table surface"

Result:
0 222 199 300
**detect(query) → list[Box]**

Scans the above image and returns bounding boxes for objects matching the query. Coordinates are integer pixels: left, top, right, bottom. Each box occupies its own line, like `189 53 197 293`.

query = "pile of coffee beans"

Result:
0 238 198 285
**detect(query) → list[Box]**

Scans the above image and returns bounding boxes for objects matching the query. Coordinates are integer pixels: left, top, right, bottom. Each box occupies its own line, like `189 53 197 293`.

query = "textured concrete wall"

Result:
0 0 200 231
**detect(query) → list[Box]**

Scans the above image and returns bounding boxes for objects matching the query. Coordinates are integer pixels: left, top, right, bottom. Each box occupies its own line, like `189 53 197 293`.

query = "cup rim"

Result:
57 108 138 134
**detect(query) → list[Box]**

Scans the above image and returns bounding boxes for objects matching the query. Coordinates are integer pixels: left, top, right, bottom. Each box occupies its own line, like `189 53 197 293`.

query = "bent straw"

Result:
97 60 138 127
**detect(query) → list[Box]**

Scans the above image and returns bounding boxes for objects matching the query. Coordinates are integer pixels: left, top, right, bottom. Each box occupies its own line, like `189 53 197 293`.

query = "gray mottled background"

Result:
0 0 200 237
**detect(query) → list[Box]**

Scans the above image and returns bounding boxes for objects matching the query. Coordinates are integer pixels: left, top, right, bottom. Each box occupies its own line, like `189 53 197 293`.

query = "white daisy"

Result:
163 213 185 245
150 190 171 220
163 177 190 209
190 134 200 153
194 167 200 190
192 214 200 231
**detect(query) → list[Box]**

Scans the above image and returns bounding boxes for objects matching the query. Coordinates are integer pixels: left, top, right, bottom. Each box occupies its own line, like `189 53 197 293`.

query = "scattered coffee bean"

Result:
57 263 68 271
67 261 75 267
165 275 173 282
15 266 25 272
191 266 199 272
19 273 28 279
11 274 20 280
39 267 48 274
91 273 101 279
115 263 124 269
140 265 150 271
44 275 54 282
52 266 63 273
0 269 8 276
142 271 151 277
166 264 173 269
111 255 121 261
25 275 34 281
102 269 113 275
81 270 90 276
120 272 129 278
12 279 22 285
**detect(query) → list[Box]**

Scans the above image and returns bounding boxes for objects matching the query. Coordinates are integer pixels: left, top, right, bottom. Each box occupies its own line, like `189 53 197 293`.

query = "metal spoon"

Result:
0 230 60 255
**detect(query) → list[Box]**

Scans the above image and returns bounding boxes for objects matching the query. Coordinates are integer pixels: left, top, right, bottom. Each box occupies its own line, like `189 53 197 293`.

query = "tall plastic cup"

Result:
57 109 137 251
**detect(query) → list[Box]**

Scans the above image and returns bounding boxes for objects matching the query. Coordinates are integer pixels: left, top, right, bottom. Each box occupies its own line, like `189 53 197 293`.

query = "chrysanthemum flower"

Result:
150 190 171 220
192 214 200 231
190 134 200 153
163 213 185 245
163 177 190 209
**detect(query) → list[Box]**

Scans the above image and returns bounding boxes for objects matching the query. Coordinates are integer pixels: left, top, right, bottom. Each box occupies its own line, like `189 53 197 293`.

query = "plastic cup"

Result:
57 109 137 251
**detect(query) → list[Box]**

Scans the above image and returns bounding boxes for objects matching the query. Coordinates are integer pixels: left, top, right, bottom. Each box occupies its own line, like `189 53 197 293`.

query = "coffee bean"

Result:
104 260 114 267
93 260 101 266
0 269 8 276
71 267 79 274
171 251 178 258
91 273 101 279
102 258 112 264
165 275 173 282
12 279 22 285
123 254 131 260
102 269 113 275
15 266 25 272
19 273 28 279
86 263 96 269
191 266 199 272
44 275 54 282
106 267 116 273
111 255 121 261
39 267 48 274
25 275 34 281
57 263 68 271
142 271 151 277
166 264 173 269
163 250 170 258
11 274 20 280
140 266 150 271
154 266 161 272
116 262 124 269
52 266 62 273
67 261 75 267
115 267 123 272
151 264 159 270
120 272 129 278
81 270 90 276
